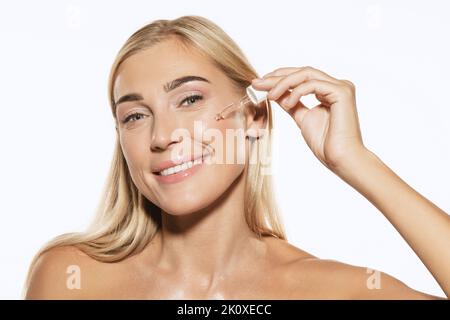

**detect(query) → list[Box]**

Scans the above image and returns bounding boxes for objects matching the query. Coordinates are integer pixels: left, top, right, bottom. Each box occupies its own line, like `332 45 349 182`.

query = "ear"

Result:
245 101 267 141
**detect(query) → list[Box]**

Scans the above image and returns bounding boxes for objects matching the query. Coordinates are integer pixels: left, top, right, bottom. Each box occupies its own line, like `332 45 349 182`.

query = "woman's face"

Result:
113 39 257 215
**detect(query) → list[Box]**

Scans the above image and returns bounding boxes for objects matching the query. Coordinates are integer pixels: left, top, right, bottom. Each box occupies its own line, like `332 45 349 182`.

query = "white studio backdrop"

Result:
0 0 449 299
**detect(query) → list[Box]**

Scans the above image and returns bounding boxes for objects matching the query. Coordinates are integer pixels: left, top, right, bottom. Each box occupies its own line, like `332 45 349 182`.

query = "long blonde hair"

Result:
24 15 286 295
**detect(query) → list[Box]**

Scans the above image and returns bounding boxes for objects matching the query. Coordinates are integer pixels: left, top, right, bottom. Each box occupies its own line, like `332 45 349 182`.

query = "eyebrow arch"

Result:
163 75 210 93
115 93 144 107
114 75 211 108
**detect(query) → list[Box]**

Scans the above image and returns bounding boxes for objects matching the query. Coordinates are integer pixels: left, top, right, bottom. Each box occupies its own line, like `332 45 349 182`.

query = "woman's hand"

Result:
253 68 450 299
252 66 366 172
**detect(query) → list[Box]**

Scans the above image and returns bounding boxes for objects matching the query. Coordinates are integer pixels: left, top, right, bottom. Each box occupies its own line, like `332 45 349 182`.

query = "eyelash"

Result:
122 113 146 124
179 94 204 107
121 94 204 124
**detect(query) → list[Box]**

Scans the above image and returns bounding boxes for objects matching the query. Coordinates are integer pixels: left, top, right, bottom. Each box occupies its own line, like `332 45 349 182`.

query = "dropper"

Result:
215 85 268 121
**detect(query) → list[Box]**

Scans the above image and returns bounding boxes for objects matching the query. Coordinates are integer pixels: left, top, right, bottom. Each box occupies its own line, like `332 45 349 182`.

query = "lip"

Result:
153 153 211 184
151 152 206 174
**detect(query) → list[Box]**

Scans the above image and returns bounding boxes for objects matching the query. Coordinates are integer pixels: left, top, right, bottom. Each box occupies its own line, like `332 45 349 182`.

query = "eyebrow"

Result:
114 75 210 108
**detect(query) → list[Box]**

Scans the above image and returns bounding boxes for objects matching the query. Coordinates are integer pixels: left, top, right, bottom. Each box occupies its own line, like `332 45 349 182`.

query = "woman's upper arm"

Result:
304 259 447 300
350 267 447 300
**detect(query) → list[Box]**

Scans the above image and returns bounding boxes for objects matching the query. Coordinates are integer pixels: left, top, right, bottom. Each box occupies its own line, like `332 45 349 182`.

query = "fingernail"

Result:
252 78 263 83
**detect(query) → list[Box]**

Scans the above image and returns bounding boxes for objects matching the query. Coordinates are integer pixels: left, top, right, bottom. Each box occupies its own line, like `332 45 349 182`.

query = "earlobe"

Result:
245 127 264 141
245 104 267 141
246 135 261 143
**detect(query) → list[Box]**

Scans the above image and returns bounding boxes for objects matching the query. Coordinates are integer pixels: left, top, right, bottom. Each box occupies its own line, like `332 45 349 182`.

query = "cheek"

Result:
190 111 247 178
119 131 149 172
191 109 247 165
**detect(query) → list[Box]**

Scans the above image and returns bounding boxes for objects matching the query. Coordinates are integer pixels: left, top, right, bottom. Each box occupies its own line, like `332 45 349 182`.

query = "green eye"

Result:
180 94 203 107
122 113 147 124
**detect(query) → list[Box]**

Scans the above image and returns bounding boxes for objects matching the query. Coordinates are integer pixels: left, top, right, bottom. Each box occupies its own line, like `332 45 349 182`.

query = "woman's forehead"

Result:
113 40 221 96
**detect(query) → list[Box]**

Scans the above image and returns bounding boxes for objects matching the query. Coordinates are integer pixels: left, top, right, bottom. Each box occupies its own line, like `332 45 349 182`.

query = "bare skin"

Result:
26 39 449 299
26 237 442 299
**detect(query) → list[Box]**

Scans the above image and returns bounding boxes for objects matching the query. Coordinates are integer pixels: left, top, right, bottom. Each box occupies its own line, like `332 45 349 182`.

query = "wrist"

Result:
331 146 379 181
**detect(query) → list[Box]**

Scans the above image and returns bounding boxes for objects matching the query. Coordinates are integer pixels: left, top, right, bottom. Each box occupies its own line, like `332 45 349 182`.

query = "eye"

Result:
122 112 148 124
179 94 204 107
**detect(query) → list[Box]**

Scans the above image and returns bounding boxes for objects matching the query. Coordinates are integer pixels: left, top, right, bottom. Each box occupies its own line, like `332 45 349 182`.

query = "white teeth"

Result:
159 156 205 176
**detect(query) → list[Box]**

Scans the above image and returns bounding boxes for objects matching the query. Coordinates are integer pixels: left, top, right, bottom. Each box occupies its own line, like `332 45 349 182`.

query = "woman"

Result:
24 15 449 299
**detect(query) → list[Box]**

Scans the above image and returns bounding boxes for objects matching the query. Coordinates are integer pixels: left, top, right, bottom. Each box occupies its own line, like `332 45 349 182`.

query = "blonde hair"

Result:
23 15 286 295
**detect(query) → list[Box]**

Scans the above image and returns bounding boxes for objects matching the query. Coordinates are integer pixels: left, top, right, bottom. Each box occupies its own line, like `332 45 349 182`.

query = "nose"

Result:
150 111 183 152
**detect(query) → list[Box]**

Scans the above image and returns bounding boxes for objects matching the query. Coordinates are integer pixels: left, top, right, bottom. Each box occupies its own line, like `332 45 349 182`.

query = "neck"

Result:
151 170 267 281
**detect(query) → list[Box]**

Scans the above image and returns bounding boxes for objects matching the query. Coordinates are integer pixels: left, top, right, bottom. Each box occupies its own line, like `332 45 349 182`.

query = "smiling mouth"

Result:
154 153 212 176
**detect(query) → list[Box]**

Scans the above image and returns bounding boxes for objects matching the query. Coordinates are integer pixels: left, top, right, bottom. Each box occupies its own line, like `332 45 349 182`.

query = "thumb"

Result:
273 91 310 128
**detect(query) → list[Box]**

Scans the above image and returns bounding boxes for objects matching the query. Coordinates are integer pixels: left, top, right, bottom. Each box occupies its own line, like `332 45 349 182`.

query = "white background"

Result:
0 0 449 299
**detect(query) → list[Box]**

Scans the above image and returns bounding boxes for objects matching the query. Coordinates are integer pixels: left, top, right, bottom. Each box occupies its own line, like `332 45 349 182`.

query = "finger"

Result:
263 66 339 84
289 103 310 126
284 79 341 109
251 75 284 90
251 72 327 92
276 91 310 124
267 68 340 101
262 67 301 78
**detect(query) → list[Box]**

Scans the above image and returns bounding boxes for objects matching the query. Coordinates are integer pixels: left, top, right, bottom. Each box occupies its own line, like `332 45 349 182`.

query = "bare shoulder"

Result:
25 245 107 299
263 236 318 264
282 255 446 300
264 238 445 299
